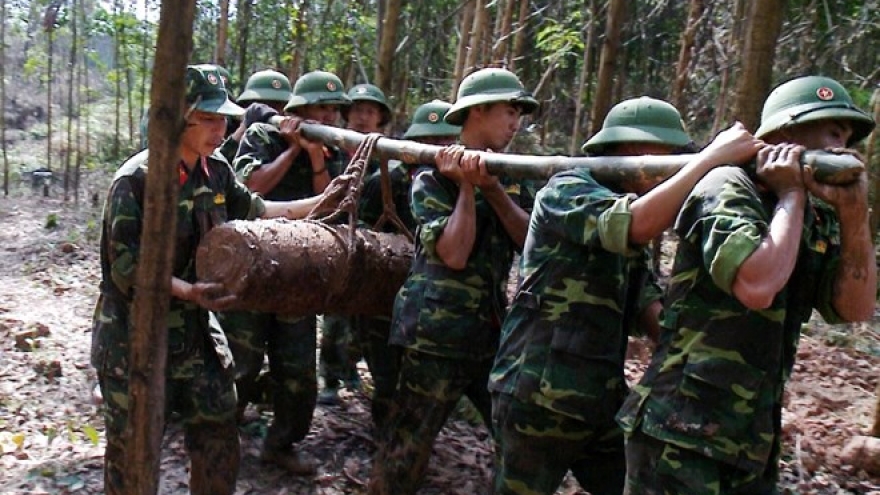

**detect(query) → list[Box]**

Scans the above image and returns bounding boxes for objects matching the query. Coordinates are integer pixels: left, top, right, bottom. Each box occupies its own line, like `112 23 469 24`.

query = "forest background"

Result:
0 0 878 208
0 1 879 494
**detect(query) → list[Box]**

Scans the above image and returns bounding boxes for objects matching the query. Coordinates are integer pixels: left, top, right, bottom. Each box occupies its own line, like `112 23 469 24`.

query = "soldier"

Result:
217 69 293 162
488 97 763 495
217 70 350 475
355 99 461 432
617 76 876 494
368 68 537 495
90 64 326 495
318 82 394 406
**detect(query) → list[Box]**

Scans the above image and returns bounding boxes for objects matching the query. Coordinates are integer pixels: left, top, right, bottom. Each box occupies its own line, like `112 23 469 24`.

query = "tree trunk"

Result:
113 0 121 158
289 0 307 80
589 0 626 135
64 0 78 202
215 0 229 67
669 0 704 114
451 0 476 100
731 0 785 132
1 0 7 196
464 0 488 76
236 0 252 87
508 0 529 71
491 0 515 65
868 89 880 234
711 0 746 136
139 1 149 130
47 27 54 175
569 0 597 155
124 0 197 492
196 221 413 316
375 0 402 93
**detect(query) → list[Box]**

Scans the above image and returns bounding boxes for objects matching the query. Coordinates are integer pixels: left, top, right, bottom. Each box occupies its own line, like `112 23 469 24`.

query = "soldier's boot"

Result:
186 421 240 495
260 446 318 475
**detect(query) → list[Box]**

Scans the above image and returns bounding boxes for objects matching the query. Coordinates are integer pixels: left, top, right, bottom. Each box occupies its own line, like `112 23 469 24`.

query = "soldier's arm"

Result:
732 145 807 310
629 123 762 245
104 178 143 297
434 146 478 270
242 118 304 195
461 150 529 249
804 165 877 321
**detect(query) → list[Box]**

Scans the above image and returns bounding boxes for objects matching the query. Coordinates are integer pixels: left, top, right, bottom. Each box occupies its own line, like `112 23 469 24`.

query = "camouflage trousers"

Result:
491 393 625 495
368 349 493 495
97 333 240 495
319 314 361 389
356 315 402 434
623 428 779 495
218 311 317 452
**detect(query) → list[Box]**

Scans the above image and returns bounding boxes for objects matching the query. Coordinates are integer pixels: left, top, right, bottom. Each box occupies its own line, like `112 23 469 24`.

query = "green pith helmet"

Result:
237 69 293 104
582 97 690 154
755 76 875 146
444 68 538 126
284 71 351 111
186 64 244 117
215 65 235 99
342 83 392 126
404 100 461 139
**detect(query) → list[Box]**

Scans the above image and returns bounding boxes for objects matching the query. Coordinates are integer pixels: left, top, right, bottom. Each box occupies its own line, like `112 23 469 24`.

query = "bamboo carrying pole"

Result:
280 120 865 186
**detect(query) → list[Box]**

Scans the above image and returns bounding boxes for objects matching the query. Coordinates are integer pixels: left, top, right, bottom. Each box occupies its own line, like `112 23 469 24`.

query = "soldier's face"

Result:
346 101 384 133
181 110 227 160
777 119 854 149
298 104 341 126
470 103 522 151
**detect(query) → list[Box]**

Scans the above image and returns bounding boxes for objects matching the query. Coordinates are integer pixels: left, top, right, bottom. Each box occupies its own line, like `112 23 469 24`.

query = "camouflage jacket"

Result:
617 166 844 474
234 122 345 200
388 167 531 361
90 149 265 372
358 160 417 234
488 169 661 424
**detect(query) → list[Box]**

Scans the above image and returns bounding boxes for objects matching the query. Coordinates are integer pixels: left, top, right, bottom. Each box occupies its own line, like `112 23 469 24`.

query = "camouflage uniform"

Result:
369 166 531 495
91 146 264 495
217 120 345 462
488 168 662 495
616 166 846 494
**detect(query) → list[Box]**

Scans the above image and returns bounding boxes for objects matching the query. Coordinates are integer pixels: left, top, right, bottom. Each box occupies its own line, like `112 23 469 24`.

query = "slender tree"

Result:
451 0 476 99
113 0 122 158
236 0 252 87
45 6 56 175
590 0 626 135
731 0 786 131
868 89 879 234
570 0 597 155
0 0 7 196
216 0 229 67
289 0 308 80
125 0 198 492
65 0 79 201
375 0 402 93
464 0 488 74
508 0 529 71
669 0 704 115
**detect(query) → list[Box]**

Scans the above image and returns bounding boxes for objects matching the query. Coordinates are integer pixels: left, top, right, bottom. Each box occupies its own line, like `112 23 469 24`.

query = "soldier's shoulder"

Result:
113 149 150 181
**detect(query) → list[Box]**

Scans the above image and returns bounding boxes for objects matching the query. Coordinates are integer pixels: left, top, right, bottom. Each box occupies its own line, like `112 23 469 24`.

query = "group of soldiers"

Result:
91 59 876 495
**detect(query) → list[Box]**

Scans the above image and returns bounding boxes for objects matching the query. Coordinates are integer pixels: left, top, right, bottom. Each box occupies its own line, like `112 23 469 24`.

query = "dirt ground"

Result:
1 192 880 494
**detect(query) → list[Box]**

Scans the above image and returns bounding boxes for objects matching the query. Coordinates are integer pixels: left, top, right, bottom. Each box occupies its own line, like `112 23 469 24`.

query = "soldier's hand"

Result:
278 116 303 146
243 103 279 128
294 126 325 155
435 145 467 184
189 282 238 312
700 121 764 166
804 162 869 213
460 150 500 189
755 144 806 197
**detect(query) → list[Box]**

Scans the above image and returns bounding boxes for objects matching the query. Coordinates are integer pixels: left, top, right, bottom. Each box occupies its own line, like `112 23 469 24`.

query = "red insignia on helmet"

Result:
428 112 439 122
272 79 282 89
816 87 834 101
327 81 337 91
207 73 219 85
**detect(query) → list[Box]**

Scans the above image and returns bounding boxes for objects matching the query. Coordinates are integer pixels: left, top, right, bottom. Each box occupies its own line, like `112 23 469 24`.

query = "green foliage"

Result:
534 14 584 68
44 213 58 230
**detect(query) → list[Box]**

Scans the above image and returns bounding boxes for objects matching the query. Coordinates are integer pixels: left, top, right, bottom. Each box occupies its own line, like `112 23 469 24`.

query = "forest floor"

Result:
1 191 880 494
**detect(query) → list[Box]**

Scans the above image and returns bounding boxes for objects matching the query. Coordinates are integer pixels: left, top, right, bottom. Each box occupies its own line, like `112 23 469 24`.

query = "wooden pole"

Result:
286 121 866 186
124 0 196 493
